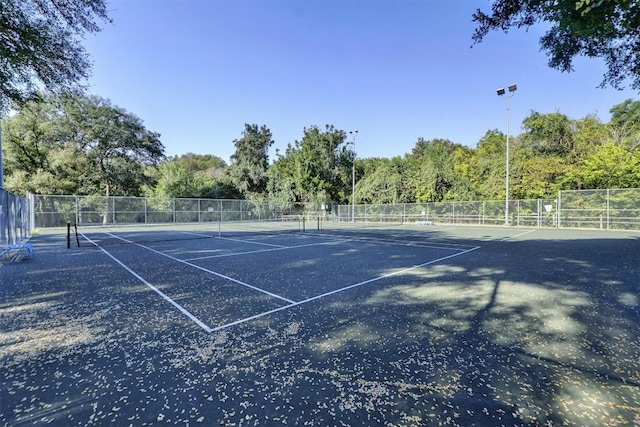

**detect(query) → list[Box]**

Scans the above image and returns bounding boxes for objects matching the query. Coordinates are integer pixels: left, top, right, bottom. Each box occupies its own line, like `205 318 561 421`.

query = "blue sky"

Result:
84 0 639 163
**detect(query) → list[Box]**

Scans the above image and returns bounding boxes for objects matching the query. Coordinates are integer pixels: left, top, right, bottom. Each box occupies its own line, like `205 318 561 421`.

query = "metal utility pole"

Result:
496 84 517 225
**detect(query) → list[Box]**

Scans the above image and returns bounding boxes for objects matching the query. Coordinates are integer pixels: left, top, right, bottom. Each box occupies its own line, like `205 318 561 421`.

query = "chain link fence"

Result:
332 198 559 228
1 189 32 245
32 195 306 228
332 188 640 231
31 188 640 231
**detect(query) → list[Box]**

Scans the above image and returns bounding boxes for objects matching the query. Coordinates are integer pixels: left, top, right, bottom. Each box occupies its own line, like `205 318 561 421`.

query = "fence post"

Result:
606 188 610 230
29 193 35 234
452 202 455 224
1 190 7 245
402 203 405 224
557 191 561 228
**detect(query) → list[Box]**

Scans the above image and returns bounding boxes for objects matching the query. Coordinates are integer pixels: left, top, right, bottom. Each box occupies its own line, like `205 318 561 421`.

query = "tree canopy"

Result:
0 0 110 111
3 93 640 203
227 124 273 197
472 0 640 89
3 93 164 197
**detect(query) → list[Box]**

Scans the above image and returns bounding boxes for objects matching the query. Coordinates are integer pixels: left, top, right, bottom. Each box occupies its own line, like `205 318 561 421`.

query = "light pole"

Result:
349 129 358 222
496 84 517 226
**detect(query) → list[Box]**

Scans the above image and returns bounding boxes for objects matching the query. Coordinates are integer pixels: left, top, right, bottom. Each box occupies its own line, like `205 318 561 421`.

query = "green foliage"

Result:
568 143 640 189
227 124 273 197
3 92 164 197
355 157 415 204
410 138 471 203
472 0 640 89
510 151 570 199
270 125 351 204
573 114 608 156
4 94 640 204
521 111 575 157
170 153 227 177
0 0 110 111
467 130 507 200
60 94 165 197
609 99 640 151
150 154 235 199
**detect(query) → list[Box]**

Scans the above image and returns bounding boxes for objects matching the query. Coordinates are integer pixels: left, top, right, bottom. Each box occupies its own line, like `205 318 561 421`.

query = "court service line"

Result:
308 232 472 251
182 232 288 249
216 236 287 248
208 245 481 332
79 233 213 333
184 239 349 261
104 232 295 304
502 229 537 241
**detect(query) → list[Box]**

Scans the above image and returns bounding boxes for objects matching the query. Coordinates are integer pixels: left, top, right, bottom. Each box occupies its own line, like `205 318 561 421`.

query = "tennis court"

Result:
1 223 639 426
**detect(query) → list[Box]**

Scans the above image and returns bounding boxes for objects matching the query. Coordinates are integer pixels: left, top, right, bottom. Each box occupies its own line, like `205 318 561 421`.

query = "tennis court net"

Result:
71 217 304 247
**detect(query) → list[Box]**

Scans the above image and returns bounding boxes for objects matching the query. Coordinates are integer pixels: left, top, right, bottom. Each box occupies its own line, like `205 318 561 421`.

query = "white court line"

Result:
79 233 213 332
308 232 472 251
182 232 288 249
208 245 481 332
105 232 296 304
184 239 348 261
217 236 287 248
502 229 537 240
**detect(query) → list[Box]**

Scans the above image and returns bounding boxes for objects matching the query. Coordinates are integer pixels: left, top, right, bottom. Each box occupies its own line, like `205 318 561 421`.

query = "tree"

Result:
467 130 508 200
472 0 640 89
410 138 463 202
266 149 298 205
609 99 640 151
510 150 570 199
150 154 234 199
293 125 351 203
572 114 608 156
60 95 165 198
521 111 576 157
4 93 165 197
2 94 83 195
354 157 415 204
0 0 110 110
172 153 227 178
227 124 273 197
568 143 640 189
266 125 351 204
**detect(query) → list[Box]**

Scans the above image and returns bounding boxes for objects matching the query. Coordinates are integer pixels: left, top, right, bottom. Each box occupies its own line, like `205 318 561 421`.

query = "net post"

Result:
67 222 71 249
75 223 80 247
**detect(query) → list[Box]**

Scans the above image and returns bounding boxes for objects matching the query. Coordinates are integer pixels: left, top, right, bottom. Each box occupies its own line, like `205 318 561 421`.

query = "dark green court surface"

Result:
1 225 638 426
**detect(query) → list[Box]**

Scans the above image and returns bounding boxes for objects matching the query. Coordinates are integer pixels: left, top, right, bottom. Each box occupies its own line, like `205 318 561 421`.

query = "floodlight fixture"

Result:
496 87 506 96
508 84 517 93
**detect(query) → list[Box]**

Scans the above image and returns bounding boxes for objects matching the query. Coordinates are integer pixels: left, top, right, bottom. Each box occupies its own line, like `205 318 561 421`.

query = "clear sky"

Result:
83 0 639 163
